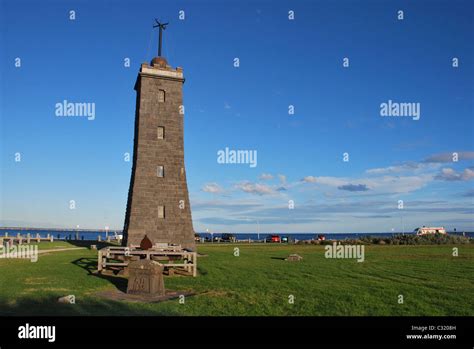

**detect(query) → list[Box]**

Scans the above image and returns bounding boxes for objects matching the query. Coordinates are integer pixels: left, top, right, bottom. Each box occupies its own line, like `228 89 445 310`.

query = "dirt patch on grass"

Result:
199 290 232 298
95 289 195 303
22 287 71 294
24 277 48 285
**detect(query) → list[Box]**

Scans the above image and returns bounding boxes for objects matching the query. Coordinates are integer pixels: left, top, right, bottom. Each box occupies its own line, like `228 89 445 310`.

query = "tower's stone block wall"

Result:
123 60 195 251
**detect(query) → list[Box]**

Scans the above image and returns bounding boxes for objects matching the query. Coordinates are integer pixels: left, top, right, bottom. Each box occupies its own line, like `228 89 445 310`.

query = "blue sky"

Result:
1 0 473 233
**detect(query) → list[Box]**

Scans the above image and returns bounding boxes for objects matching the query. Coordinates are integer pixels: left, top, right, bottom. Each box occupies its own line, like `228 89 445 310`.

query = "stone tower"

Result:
123 55 195 251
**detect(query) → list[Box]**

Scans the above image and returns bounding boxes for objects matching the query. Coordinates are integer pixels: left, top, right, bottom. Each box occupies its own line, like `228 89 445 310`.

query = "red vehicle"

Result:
266 235 281 243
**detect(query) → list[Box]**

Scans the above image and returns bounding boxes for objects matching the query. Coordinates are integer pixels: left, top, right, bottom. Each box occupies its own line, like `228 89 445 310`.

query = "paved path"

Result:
38 247 87 254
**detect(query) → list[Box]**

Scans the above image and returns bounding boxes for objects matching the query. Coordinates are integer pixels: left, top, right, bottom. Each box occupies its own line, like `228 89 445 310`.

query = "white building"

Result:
414 227 447 235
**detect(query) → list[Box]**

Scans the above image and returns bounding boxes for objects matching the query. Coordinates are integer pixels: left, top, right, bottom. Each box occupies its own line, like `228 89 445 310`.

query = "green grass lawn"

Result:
0 242 473 316
25 240 118 250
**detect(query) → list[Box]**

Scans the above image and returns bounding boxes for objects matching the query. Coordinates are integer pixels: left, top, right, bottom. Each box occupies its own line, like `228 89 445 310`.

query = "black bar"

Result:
0 316 472 346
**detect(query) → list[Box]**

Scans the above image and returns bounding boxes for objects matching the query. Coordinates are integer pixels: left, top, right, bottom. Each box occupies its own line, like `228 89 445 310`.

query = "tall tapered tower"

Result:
123 48 195 250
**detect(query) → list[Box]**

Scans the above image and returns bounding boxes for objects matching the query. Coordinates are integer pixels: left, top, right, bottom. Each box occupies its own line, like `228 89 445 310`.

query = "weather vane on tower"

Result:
153 19 169 57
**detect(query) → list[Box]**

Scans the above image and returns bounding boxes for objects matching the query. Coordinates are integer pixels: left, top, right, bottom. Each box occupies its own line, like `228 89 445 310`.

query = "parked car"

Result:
266 235 281 243
221 233 236 242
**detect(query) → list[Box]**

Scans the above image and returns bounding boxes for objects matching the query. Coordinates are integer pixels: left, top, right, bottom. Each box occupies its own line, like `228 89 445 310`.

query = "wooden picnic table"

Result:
98 246 197 277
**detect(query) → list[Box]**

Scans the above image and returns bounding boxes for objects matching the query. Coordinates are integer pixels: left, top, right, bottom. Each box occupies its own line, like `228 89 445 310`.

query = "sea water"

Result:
0 228 471 241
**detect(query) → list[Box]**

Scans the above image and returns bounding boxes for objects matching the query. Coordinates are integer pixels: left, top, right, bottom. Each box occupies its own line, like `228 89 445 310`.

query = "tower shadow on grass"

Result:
270 257 286 261
0 296 182 316
71 257 128 293
62 240 117 249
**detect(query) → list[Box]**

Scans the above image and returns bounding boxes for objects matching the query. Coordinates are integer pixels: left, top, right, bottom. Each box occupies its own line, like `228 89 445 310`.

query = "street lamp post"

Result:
257 219 260 242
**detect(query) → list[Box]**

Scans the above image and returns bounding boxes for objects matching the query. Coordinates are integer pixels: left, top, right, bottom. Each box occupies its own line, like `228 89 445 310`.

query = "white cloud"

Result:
435 168 474 181
234 181 277 196
366 151 474 175
301 176 317 183
278 174 287 184
202 183 224 194
366 163 419 175
362 175 433 193
366 162 441 175
302 174 433 194
424 151 474 163
259 173 273 180
301 176 347 187
461 168 474 180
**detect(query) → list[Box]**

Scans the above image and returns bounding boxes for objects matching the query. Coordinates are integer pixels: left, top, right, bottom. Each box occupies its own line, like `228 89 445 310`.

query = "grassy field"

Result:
0 242 473 316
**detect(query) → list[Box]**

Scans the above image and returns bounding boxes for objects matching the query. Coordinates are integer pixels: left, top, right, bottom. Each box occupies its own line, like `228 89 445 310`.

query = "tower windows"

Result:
158 89 165 103
157 126 164 139
158 205 165 219
157 165 164 178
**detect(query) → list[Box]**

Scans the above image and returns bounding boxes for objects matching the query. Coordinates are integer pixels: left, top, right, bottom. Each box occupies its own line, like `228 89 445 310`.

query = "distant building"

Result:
414 227 447 235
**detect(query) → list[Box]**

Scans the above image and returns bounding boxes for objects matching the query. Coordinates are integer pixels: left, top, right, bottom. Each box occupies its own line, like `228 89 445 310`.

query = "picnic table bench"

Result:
97 245 197 277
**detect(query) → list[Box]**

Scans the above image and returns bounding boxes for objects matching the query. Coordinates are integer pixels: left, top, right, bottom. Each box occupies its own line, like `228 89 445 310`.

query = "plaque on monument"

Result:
140 234 153 250
126 259 165 296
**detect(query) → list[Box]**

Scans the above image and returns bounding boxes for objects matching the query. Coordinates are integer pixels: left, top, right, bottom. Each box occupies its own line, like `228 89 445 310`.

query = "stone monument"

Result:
286 254 303 262
123 21 195 250
127 259 165 296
